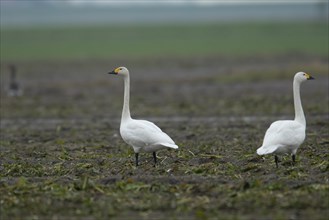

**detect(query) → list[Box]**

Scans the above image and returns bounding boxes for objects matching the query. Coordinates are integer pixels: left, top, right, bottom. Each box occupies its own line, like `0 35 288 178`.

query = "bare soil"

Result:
0 54 328 220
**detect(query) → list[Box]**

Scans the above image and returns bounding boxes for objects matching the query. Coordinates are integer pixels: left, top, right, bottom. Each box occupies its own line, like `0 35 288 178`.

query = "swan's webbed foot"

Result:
274 155 279 168
135 153 139 167
153 152 157 167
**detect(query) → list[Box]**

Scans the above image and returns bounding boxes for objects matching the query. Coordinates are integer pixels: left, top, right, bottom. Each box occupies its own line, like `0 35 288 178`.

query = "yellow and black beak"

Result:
306 73 315 80
108 67 119 75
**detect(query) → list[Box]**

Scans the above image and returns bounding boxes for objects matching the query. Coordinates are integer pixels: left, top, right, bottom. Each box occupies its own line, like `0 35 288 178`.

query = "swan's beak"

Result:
307 75 315 80
108 67 121 75
108 70 117 75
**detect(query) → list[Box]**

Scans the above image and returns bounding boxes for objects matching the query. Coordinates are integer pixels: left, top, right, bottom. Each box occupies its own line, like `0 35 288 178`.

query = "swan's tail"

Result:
257 145 279 155
160 143 179 149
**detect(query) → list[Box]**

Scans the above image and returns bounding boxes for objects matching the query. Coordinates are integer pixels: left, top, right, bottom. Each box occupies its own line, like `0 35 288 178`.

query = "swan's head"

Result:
294 72 314 83
108 67 129 76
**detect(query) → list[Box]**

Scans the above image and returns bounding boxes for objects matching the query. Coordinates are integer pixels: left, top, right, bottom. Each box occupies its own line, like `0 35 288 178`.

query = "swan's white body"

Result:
256 72 314 166
109 67 178 165
120 118 178 153
257 120 305 155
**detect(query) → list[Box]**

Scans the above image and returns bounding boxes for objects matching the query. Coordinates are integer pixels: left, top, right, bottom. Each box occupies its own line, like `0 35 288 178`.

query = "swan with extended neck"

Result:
108 67 179 167
257 72 314 168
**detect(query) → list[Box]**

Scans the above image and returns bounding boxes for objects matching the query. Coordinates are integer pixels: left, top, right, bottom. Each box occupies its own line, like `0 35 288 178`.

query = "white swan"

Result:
108 67 179 166
256 72 314 168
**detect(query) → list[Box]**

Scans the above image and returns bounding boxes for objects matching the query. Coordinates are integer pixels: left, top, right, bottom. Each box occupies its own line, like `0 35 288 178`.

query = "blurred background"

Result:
0 0 328 119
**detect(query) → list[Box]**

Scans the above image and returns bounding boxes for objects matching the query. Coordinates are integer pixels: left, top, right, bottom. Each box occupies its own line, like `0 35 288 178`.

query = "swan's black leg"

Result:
135 153 139 167
292 154 296 165
153 152 157 166
275 155 279 168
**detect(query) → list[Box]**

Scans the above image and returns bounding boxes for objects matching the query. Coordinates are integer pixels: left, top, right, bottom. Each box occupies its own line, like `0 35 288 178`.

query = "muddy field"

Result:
0 55 328 219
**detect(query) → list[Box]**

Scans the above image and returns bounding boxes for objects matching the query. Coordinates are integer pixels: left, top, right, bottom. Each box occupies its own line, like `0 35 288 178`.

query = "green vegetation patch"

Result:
1 22 328 62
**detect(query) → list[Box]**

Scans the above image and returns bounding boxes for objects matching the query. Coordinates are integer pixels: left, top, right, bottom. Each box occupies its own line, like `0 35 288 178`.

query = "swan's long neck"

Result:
121 74 131 122
293 79 305 126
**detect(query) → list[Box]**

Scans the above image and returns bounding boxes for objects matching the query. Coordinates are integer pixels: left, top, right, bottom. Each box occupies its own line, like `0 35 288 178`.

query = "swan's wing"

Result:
136 119 163 133
257 120 305 155
121 119 177 149
263 120 305 146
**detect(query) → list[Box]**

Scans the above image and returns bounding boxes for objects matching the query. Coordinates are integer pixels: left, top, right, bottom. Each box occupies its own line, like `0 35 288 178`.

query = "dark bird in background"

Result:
7 65 22 97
